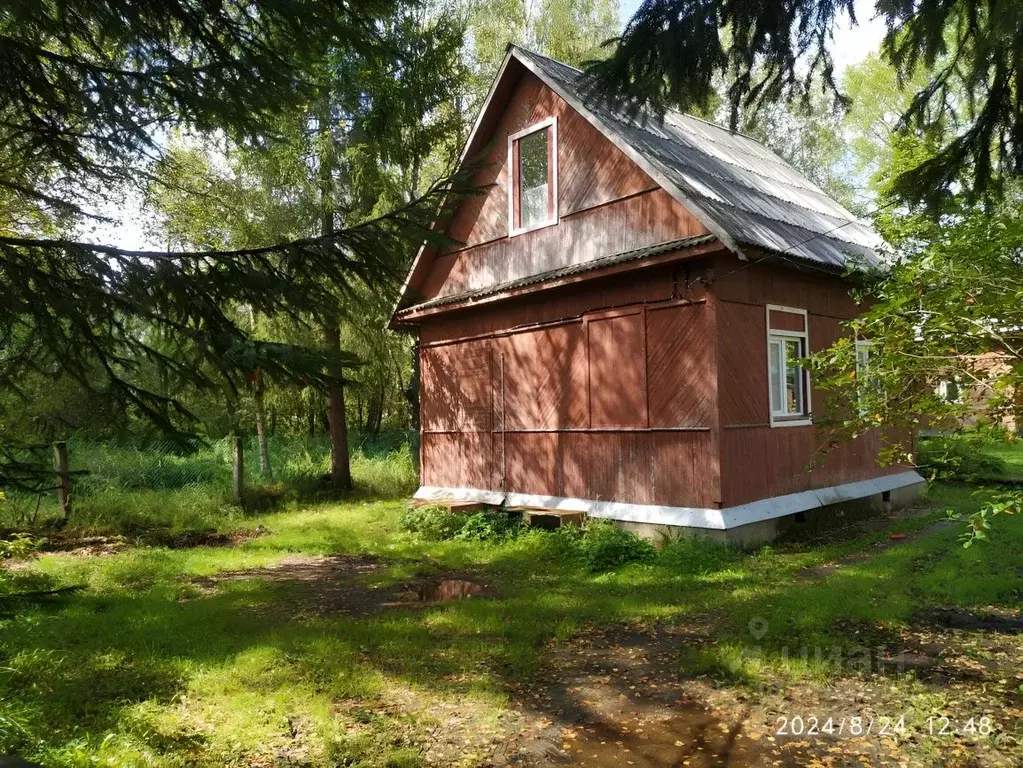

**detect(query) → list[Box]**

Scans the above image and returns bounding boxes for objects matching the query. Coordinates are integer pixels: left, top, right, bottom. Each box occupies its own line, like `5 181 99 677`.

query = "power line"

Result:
711 198 901 284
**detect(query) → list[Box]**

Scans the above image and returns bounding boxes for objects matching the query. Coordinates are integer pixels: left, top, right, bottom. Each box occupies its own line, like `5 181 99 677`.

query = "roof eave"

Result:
393 235 723 325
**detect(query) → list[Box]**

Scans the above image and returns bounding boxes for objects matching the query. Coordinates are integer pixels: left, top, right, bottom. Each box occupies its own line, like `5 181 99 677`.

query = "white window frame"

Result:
855 340 874 385
855 339 875 414
937 377 963 404
507 117 558 237
855 340 872 376
766 304 812 428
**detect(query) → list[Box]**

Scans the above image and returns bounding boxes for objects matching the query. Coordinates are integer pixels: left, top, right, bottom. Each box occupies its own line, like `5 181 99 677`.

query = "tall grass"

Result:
0 434 418 535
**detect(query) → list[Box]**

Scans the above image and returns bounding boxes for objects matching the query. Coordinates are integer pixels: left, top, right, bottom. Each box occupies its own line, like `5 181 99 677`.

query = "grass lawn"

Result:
1 483 1021 767
984 439 1023 481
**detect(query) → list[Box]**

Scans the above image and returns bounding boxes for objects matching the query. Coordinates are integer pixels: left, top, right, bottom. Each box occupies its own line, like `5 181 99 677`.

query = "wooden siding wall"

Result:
420 263 720 509
714 253 904 507
417 70 708 300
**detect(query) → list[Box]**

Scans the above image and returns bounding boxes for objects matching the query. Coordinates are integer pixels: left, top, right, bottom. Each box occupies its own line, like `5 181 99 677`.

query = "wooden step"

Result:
409 499 493 514
506 507 586 528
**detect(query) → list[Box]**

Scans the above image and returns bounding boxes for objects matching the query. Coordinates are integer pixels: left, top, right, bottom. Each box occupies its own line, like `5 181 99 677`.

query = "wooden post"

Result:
53 441 71 524
232 436 245 506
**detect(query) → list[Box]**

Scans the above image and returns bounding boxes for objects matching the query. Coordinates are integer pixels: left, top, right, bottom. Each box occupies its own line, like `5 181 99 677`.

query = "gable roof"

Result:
514 47 882 267
393 46 883 320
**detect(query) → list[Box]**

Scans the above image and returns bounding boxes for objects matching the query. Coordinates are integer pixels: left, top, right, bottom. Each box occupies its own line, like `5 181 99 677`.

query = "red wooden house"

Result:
391 46 923 544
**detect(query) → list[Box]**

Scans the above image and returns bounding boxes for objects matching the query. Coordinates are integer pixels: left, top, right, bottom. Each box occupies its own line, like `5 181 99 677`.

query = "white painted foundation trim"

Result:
414 470 926 531
414 486 506 506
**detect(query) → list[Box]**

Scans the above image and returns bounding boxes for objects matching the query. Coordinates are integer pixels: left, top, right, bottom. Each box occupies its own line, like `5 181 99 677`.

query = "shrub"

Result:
917 434 1007 482
399 506 523 543
0 533 41 560
453 511 522 542
576 520 655 573
398 506 464 541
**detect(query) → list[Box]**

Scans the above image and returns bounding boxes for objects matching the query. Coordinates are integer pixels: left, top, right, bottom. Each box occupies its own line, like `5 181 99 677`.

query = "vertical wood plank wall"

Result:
419 253 902 512
419 263 721 509
414 69 709 301
714 252 905 507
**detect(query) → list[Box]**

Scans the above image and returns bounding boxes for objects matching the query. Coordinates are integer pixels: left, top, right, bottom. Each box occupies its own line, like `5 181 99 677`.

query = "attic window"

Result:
508 117 557 235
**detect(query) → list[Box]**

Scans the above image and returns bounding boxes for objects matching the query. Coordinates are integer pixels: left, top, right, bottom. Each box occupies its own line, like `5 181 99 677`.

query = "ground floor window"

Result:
767 305 810 426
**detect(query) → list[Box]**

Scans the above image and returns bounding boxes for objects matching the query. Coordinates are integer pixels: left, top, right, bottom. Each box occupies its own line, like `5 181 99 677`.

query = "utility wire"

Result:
711 198 901 284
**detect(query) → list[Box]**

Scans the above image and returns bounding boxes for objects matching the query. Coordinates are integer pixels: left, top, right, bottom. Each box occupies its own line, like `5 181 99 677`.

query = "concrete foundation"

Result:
415 472 929 548
615 479 928 548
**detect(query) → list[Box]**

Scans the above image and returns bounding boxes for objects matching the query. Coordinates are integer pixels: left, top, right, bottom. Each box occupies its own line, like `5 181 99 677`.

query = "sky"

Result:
96 0 888 251
618 0 886 74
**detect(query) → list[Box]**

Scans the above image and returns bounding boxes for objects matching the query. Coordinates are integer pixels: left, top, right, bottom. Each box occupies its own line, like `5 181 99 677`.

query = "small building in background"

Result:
391 46 924 544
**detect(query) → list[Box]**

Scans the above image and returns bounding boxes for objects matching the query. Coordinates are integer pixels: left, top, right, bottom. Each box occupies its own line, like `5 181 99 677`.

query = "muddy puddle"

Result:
504 624 827 767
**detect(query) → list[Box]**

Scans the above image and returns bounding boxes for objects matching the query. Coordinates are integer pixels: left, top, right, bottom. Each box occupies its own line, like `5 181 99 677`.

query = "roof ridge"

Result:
511 45 795 169
509 43 584 74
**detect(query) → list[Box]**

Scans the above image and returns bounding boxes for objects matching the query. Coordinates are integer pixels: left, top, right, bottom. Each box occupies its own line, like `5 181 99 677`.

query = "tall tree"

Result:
0 0 458 489
463 0 619 104
588 0 1023 207
146 4 467 490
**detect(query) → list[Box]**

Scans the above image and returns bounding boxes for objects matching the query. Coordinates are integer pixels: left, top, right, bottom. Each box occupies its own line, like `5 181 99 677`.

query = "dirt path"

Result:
798 518 956 580
183 547 1021 767
494 619 1022 767
499 625 831 767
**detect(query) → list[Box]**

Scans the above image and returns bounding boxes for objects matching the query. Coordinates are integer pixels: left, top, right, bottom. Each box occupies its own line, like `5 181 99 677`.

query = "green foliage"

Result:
397 506 522 543
572 520 656 573
0 0 467 491
397 508 656 565
0 437 417 535
452 511 523 542
593 0 1022 205
398 505 465 541
810 188 1023 461
917 435 1008 482
956 489 1020 549
0 533 39 560
658 536 743 575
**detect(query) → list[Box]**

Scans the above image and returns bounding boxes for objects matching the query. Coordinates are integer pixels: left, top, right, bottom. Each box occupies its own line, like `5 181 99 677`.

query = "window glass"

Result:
855 343 870 379
518 128 548 228
769 339 783 413
784 338 803 414
768 325 808 422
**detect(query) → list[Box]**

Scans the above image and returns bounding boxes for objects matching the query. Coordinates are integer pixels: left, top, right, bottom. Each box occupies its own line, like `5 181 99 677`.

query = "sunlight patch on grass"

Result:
2 482 1020 765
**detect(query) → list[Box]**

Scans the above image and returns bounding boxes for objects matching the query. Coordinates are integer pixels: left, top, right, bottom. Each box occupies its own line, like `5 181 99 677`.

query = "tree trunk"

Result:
252 369 272 479
367 385 384 436
323 324 352 491
232 435 245 506
52 441 71 526
318 88 352 492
